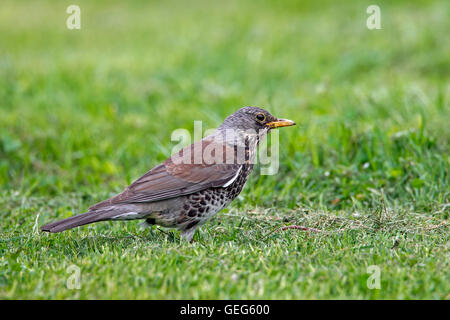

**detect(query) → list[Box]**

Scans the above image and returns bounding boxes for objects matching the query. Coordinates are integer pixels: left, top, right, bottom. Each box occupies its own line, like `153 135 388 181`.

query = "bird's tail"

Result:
41 211 107 233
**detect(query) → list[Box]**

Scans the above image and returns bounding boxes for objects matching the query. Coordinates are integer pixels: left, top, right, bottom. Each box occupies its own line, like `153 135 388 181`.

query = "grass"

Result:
0 0 448 299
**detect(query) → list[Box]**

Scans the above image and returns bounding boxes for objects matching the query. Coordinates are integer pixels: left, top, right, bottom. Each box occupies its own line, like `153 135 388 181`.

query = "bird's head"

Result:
219 106 296 133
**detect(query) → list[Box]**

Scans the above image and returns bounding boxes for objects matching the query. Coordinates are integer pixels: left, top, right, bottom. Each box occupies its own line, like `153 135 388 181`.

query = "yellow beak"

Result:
266 118 296 128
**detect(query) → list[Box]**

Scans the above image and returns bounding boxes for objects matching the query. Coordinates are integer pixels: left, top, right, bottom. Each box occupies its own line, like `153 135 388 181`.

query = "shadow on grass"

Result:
31 227 181 257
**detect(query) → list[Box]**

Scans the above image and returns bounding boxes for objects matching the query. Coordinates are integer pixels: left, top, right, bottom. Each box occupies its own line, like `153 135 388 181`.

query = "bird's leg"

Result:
180 228 197 242
138 218 155 230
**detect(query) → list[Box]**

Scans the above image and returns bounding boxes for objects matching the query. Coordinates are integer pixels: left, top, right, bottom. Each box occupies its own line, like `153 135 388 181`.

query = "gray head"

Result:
218 106 296 132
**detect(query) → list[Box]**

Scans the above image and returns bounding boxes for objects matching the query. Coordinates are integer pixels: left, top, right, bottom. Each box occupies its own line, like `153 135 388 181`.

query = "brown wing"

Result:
89 138 241 210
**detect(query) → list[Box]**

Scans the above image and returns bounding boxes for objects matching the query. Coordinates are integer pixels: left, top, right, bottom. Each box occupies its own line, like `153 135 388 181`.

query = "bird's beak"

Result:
266 118 296 129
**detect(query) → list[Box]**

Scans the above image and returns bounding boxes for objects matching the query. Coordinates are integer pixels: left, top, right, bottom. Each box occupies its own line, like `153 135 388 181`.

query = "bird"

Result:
41 107 295 241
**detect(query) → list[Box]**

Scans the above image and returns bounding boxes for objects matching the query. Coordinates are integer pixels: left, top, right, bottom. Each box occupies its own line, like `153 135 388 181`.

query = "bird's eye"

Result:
255 113 266 122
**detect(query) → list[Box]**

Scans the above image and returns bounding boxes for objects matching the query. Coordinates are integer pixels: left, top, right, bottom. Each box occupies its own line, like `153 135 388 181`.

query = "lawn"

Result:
0 0 448 299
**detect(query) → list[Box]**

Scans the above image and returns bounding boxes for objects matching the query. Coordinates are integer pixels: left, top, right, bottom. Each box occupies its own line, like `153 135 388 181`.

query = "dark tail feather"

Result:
41 211 107 233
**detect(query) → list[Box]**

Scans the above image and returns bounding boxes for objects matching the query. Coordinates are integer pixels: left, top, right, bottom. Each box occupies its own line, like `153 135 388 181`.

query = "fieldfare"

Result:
41 107 295 241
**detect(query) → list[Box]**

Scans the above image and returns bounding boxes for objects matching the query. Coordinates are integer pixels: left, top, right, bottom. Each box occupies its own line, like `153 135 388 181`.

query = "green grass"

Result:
0 0 449 299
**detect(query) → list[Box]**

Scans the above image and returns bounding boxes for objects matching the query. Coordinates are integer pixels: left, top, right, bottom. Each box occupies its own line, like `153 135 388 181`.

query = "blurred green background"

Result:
0 0 448 299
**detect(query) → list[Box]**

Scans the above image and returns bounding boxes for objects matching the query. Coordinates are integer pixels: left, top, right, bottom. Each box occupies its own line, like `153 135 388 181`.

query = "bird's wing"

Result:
89 139 242 210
